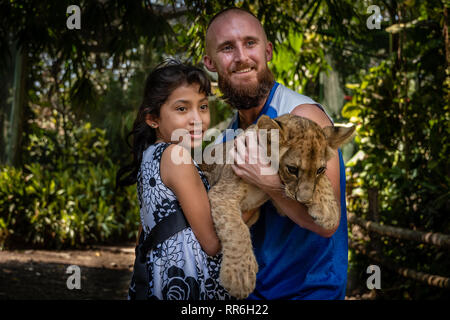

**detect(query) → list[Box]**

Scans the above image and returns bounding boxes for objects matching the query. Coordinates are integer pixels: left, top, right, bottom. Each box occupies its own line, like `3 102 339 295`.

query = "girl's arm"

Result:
160 144 221 256
136 224 142 246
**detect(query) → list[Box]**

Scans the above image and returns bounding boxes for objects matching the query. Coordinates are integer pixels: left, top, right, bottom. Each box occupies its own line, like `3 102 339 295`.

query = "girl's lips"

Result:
189 131 203 139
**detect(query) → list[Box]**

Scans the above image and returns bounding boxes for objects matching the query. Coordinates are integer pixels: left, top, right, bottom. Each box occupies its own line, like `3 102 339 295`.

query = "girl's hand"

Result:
242 208 259 224
136 224 143 246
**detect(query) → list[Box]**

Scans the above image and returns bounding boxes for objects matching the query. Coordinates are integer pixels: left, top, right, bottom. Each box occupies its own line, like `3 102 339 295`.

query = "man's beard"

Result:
218 66 275 110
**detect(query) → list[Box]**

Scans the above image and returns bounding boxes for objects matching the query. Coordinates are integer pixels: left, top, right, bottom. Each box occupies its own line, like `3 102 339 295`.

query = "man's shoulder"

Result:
276 83 316 102
274 84 334 126
272 83 319 115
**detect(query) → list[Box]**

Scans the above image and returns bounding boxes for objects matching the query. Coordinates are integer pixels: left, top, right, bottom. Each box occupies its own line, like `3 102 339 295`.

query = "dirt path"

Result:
0 243 136 300
0 244 370 301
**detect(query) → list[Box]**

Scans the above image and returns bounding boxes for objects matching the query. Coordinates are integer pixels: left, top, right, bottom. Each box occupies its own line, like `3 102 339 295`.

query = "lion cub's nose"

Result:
296 194 313 206
296 187 314 205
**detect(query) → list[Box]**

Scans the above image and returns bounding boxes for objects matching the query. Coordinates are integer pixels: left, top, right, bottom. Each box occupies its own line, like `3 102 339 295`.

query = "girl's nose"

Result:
190 110 202 124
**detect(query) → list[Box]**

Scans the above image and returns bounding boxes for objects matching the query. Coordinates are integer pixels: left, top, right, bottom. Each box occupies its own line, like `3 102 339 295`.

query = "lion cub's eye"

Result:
287 165 298 175
316 167 326 175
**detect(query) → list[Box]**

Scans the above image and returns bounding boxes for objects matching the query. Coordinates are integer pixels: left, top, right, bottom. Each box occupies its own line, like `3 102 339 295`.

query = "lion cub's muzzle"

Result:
296 182 315 205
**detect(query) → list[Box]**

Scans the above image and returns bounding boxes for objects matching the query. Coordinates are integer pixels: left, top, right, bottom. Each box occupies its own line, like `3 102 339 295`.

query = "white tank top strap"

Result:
271 83 335 125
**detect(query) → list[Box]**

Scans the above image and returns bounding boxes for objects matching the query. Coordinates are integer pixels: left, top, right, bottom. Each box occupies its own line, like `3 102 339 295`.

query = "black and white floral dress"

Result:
128 142 231 300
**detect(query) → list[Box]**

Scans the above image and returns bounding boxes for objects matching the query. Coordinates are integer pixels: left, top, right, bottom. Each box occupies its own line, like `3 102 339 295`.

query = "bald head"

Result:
205 8 268 55
202 7 274 111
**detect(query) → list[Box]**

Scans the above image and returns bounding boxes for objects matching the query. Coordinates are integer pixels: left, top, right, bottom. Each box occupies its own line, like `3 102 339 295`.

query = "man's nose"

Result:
234 44 249 63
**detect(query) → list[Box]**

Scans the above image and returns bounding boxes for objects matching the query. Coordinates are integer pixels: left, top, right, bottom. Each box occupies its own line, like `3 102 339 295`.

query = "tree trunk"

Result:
444 6 449 67
444 6 450 103
6 45 28 167
0 38 15 165
368 187 382 253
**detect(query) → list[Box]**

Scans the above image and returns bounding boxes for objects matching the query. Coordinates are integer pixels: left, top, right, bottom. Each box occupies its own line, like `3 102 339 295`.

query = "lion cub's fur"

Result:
200 114 355 299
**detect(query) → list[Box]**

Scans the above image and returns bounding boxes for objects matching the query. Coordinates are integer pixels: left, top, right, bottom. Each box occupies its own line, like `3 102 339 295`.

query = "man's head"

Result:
204 8 274 110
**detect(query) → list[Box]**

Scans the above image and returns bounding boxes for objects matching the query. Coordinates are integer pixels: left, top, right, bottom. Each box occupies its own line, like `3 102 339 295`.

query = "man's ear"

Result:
265 41 273 62
203 55 217 72
322 124 356 150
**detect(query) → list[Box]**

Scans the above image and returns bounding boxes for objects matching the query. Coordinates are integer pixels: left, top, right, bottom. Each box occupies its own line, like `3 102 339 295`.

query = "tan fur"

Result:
200 114 355 299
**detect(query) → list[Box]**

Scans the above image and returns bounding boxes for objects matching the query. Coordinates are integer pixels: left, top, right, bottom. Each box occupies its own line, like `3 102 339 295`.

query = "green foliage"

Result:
270 31 330 99
345 59 449 226
343 7 449 296
0 121 139 249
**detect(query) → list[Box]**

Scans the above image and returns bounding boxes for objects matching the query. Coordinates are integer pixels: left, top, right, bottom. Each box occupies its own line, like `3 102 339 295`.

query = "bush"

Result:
343 59 449 299
0 122 139 249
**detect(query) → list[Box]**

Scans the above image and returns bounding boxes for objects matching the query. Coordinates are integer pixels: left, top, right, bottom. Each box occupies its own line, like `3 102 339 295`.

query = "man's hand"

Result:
230 132 282 193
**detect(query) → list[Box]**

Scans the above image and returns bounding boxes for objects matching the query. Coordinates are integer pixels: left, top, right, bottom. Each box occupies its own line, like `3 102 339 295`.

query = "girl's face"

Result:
147 83 210 149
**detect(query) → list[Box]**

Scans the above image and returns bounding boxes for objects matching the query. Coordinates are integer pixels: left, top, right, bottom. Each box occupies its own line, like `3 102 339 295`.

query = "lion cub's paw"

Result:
308 200 340 231
220 251 258 299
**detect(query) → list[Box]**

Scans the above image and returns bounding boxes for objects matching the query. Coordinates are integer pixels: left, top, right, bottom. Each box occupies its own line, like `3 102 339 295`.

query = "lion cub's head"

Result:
256 114 355 204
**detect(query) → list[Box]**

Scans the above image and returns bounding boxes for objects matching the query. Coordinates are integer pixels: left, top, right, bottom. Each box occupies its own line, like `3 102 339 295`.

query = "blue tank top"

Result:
223 82 348 300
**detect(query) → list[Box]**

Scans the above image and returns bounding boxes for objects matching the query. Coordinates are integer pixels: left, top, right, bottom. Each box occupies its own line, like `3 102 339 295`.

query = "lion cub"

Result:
200 114 355 299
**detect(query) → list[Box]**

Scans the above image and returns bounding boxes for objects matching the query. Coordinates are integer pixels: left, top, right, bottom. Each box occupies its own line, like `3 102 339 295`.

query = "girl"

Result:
117 60 231 300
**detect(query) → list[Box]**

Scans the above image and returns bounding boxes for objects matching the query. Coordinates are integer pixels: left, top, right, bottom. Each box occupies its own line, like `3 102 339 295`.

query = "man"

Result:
203 7 348 299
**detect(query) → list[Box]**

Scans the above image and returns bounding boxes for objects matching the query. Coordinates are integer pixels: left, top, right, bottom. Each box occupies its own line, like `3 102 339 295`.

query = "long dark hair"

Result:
116 59 212 187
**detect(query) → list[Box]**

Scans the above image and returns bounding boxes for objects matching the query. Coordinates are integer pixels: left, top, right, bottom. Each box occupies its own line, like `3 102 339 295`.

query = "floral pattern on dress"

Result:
154 198 181 223
128 142 232 300
140 160 176 214
154 233 185 279
161 265 205 300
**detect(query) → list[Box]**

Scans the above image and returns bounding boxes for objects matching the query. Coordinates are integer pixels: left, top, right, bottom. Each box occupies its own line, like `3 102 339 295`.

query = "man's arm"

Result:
231 104 341 238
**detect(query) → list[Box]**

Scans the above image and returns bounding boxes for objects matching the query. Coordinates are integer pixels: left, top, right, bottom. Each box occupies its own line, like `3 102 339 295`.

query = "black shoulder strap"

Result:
138 209 189 262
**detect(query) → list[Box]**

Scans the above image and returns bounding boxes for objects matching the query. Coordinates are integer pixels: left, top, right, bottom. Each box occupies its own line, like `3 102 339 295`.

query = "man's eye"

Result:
247 40 256 46
222 45 233 51
316 167 326 175
287 165 298 175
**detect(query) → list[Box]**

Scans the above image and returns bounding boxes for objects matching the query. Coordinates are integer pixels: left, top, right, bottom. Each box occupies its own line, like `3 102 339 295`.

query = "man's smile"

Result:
233 67 253 74
231 64 257 76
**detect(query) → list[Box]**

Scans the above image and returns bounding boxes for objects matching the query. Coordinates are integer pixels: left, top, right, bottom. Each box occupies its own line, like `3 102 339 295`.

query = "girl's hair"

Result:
116 59 212 187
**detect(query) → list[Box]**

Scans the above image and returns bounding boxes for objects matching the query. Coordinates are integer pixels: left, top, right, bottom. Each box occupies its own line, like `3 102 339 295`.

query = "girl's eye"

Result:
200 104 208 110
176 106 186 112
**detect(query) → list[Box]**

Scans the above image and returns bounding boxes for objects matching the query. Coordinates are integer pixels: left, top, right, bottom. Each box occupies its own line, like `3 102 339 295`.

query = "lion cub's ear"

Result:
256 115 288 158
256 115 280 129
256 115 286 141
323 124 356 150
